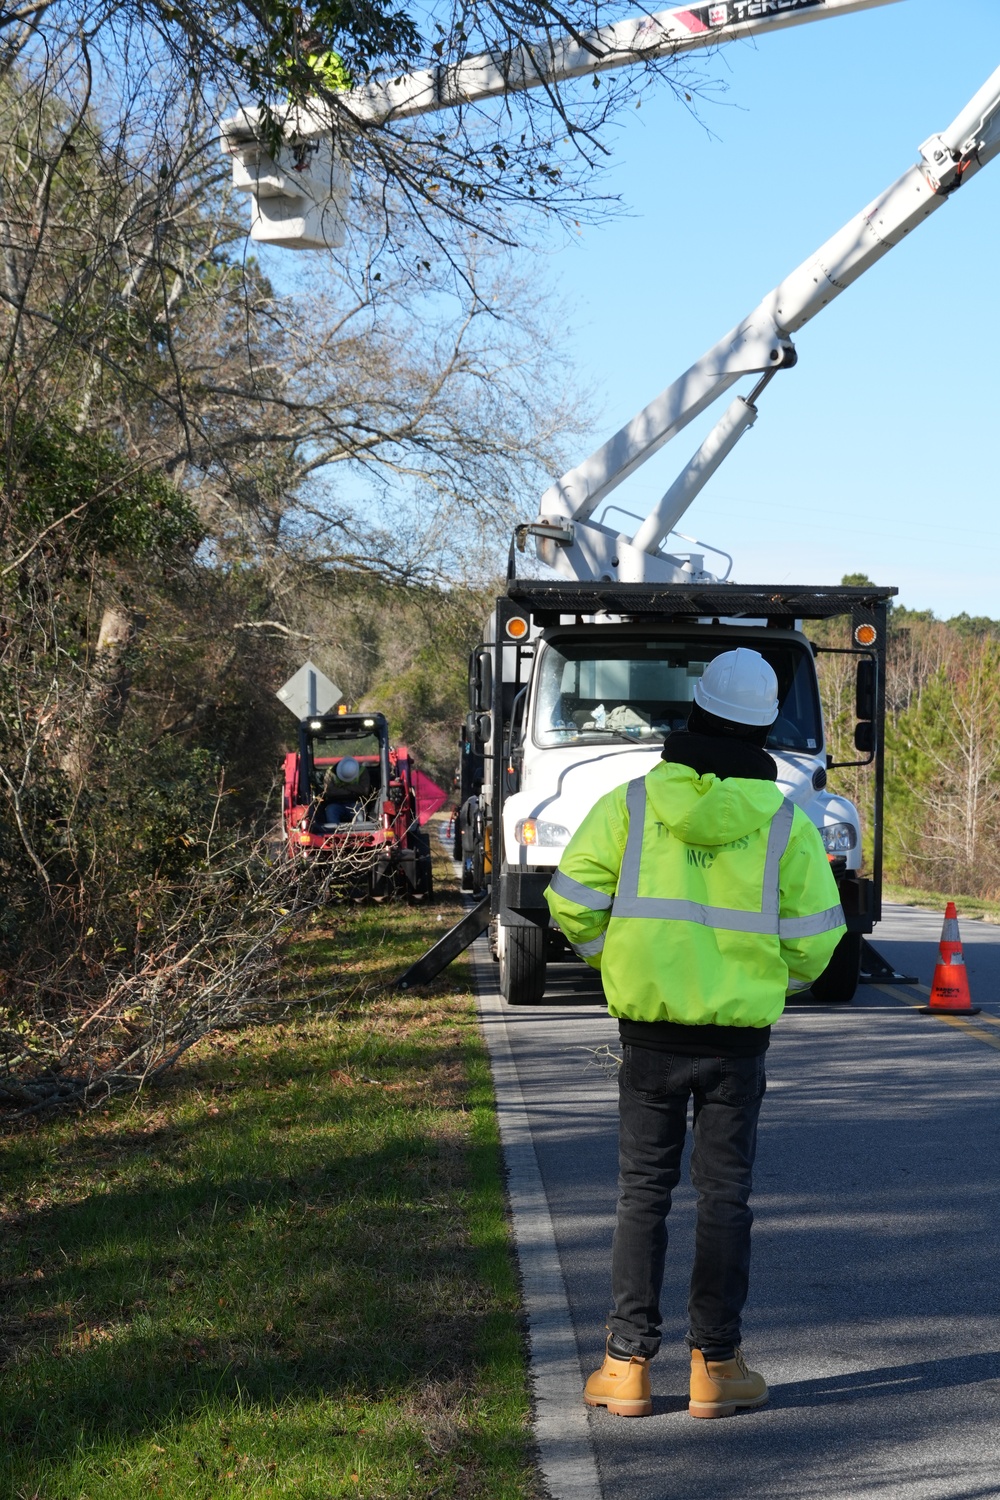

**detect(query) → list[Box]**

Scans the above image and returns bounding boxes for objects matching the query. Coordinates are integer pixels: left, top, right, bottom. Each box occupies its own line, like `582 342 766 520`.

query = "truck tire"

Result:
810 931 861 1004
499 923 547 1005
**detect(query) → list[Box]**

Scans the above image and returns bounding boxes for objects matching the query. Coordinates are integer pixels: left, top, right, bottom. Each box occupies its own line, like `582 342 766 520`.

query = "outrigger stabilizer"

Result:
397 907 917 994
397 897 491 990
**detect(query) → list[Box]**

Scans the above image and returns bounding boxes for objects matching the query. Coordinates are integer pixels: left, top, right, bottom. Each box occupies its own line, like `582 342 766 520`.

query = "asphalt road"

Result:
479 904 1000 1500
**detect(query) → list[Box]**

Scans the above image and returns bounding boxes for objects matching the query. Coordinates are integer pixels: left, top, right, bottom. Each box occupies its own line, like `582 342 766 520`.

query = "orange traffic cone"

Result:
939 901 962 964
922 903 980 1015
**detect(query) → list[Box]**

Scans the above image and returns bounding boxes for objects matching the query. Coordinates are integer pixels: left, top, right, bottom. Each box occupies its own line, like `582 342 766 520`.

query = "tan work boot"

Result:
583 1342 653 1417
688 1347 768 1419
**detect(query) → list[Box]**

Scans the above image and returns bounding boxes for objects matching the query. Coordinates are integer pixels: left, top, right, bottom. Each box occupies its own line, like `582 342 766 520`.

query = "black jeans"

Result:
607 1043 766 1361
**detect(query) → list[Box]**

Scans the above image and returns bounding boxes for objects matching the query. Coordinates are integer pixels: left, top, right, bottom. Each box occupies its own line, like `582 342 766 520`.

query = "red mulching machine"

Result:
282 710 432 898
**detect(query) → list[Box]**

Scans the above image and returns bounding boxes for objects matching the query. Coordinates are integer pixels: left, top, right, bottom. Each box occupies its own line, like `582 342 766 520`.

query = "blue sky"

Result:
543 0 1000 618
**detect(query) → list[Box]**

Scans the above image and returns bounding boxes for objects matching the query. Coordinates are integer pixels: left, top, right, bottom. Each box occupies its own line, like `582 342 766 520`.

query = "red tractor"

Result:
282 710 433 898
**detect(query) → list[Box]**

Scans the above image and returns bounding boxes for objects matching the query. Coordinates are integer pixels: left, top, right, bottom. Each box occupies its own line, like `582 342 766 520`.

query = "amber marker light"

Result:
505 616 529 639
854 623 877 646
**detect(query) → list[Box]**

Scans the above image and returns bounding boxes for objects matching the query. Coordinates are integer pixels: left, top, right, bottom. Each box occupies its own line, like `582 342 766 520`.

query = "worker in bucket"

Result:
276 22 351 176
302 37 351 91
545 648 845 1419
281 27 352 94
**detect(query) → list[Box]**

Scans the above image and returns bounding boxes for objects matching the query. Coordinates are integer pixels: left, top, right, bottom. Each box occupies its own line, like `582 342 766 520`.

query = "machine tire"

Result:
499 923 547 1005
810 930 862 1004
411 827 434 900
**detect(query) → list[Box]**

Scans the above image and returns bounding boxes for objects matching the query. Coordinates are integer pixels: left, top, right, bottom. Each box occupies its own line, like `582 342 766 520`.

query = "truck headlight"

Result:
821 821 857 853
514 818 570 847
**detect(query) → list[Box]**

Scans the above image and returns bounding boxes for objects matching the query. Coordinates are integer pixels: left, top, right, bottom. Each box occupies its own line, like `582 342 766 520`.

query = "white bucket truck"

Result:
412 58 1000 1001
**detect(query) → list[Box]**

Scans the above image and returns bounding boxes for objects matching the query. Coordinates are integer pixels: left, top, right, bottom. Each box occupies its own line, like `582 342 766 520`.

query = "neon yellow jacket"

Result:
306 50 352 91
278 49 352 92
544 761 846 1029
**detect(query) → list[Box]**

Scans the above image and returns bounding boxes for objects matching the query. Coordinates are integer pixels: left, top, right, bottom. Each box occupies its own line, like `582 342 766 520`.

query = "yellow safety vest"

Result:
545 762 846 1029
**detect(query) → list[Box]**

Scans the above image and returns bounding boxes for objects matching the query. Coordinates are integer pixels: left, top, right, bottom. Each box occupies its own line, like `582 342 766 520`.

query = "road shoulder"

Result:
473 944 604 1500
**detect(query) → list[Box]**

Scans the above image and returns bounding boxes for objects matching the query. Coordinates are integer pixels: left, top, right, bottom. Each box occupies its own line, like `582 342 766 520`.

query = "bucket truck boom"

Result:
529 60 1000 583
222 0 901 249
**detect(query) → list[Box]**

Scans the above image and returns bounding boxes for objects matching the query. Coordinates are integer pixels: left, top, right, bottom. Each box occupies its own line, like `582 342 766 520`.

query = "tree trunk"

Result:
62 604 145 785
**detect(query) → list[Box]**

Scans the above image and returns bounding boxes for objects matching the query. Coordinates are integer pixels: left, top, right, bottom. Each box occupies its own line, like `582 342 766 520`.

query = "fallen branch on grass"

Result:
0 830 387 1123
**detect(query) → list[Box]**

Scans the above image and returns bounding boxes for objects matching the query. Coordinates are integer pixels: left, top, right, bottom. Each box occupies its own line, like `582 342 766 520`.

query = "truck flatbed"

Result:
508 580 897 625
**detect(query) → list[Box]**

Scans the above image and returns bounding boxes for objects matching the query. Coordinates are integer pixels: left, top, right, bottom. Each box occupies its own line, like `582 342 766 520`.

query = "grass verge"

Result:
883 883 1000 924
0 833 541 1499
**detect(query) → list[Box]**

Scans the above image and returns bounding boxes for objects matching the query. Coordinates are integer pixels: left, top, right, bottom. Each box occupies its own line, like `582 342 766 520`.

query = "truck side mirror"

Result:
476 712 492 743
477 653 493 713
855 658 876 721
854 721 875 754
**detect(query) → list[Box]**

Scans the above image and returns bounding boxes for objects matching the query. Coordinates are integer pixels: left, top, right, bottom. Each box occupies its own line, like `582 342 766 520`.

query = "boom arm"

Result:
530 62 1000 583
292 0 898 128
222 0 901 248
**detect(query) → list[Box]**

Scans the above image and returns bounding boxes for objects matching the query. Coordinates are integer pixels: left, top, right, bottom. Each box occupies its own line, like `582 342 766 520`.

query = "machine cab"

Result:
297 712 391 832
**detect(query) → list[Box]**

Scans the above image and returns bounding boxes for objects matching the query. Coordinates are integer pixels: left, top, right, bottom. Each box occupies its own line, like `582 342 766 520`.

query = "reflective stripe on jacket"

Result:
544 762 846 1028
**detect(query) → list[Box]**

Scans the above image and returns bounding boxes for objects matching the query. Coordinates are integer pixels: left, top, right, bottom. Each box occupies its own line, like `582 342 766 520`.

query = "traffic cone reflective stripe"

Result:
927 950 979 1015
939 900 962 964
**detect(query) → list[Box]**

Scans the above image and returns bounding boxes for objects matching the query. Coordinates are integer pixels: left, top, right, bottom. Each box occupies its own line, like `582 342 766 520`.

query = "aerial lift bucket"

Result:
223 109 351 249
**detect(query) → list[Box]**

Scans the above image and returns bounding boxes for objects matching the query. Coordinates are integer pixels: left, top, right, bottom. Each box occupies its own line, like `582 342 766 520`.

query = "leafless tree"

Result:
890 638 1000 894
1 0 717 270
0 29 592 1113
0 811 390 1122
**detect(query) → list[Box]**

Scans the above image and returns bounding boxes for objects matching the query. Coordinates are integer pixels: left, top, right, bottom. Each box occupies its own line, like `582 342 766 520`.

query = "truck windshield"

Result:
533 639 822 753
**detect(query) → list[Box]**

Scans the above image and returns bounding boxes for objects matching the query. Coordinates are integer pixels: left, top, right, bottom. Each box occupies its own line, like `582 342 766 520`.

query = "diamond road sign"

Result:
276 661 342 720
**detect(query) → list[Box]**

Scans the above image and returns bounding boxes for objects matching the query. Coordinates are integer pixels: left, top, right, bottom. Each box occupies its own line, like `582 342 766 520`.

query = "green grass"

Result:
883 882 1000 924
0 852 541 1499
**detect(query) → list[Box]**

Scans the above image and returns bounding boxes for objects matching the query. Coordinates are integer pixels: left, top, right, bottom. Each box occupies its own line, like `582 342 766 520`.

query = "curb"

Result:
471 943 603 1500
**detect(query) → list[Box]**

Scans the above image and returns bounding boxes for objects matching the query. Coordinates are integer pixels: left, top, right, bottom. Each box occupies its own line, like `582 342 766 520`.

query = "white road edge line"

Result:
471 940 604 1500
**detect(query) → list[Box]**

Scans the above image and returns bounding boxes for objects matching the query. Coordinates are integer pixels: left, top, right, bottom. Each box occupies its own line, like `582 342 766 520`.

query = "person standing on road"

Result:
545 648 846 1420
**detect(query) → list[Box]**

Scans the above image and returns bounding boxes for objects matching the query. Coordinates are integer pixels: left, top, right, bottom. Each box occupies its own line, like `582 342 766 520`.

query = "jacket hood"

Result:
644 761 784 848
661 729 777 782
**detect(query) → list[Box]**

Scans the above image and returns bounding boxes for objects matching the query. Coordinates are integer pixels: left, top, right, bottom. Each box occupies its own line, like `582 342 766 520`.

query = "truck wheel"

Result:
810 931 862 1004
499 923 547 1005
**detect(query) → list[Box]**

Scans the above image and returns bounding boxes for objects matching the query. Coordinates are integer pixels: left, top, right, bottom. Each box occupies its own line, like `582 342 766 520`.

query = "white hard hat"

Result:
694 649 779 727
335 756 362 783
